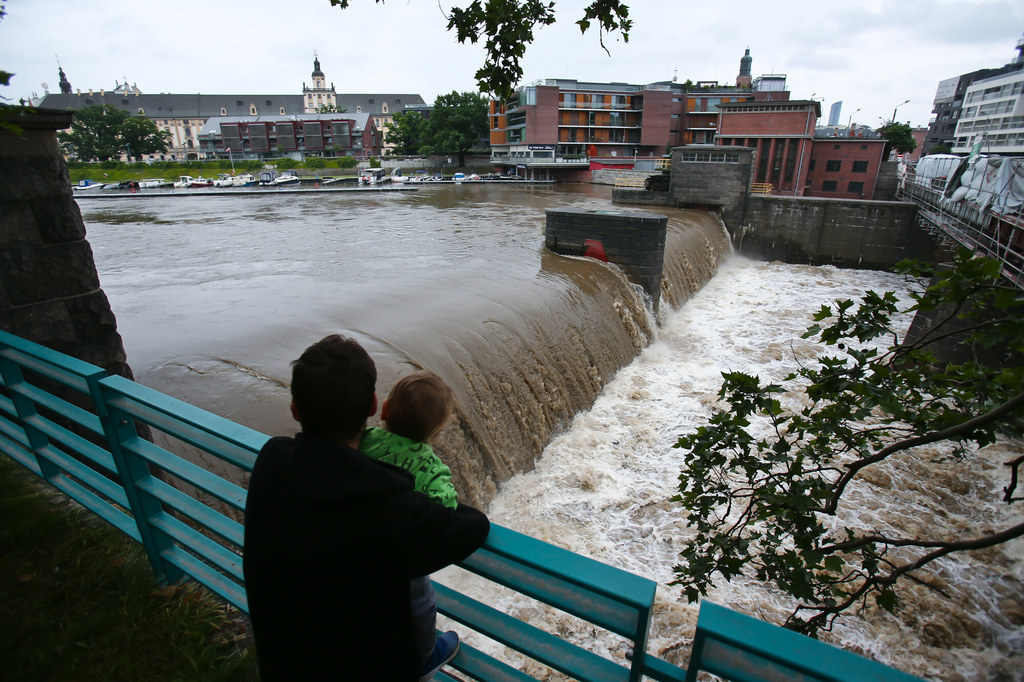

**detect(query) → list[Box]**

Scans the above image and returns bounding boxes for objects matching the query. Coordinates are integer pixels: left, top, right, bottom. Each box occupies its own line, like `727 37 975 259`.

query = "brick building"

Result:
197 113 381 159
488 49 790 180
716 100 820 195
805 137 888 199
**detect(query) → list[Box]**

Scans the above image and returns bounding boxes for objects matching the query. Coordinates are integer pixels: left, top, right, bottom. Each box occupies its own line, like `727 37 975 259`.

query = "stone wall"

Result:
739 195 939 270
0 107 134 379
544 208 668 311
668 146 755 228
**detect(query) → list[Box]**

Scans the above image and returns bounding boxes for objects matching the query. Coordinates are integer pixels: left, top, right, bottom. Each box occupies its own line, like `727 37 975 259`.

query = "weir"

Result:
432 212 730 507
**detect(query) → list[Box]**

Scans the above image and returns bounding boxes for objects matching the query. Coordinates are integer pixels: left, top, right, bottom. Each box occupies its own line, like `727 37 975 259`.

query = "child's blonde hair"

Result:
383 370 455 443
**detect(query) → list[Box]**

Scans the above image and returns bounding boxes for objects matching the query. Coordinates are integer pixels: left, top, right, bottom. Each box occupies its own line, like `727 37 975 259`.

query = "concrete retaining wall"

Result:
740 195 939 269
668 146 754 228
545 208 668 310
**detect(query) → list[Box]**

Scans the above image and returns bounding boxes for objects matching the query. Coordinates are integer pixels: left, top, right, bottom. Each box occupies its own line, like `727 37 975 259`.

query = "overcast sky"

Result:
2 0 1022 129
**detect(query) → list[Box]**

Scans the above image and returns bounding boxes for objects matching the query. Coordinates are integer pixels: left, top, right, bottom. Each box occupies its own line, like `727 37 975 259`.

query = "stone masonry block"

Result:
0 241 101 305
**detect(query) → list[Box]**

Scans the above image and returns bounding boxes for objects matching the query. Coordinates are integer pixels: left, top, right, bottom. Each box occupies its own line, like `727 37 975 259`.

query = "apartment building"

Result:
488 50 789 180
197 113 381 159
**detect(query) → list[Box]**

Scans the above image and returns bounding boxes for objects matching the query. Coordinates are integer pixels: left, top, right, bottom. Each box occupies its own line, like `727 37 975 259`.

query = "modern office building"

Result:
951 67 1024 156
922 34 1024 155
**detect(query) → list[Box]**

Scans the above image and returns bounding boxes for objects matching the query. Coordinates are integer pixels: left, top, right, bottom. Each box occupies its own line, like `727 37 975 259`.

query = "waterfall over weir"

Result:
407 212 730 506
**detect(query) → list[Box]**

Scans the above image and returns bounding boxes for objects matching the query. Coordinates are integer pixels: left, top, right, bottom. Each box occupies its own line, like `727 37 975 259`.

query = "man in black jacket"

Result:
243 334 490 680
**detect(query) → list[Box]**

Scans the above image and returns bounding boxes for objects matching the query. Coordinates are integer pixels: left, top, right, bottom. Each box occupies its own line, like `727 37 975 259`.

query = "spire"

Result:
58 64 72 94
312 51 325 79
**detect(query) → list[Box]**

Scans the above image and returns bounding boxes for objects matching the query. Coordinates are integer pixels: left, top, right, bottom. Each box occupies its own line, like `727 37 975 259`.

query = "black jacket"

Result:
243 433 490 680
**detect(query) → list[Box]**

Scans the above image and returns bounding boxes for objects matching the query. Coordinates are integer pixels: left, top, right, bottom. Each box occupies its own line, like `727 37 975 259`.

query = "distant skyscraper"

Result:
828 101 842 127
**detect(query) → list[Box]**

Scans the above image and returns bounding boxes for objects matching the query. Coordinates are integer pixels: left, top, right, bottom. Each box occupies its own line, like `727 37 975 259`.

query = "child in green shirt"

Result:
360 370 460 679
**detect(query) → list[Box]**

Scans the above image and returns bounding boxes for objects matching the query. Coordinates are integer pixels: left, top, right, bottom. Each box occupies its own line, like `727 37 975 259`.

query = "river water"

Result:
77 184 1022 680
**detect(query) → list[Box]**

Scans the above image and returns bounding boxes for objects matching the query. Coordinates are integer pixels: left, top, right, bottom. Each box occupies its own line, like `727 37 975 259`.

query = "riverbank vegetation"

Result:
673 251 1024 635
0 456 257 681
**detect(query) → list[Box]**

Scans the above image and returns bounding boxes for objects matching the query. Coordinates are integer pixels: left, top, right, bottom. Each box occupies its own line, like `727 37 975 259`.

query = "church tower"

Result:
303 52 338 113
736 48 753 87
58 65 72 94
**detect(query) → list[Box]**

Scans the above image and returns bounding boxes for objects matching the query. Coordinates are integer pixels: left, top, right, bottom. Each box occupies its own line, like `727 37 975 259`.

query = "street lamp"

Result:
847 108 861 135
891 99 909 123
125 142 131 163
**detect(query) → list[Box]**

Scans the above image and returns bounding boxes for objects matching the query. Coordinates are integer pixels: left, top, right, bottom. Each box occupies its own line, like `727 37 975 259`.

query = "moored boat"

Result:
271 170 301 186
232 173 258 187
190 176 215 188
214 173 235 187
173 175 194 188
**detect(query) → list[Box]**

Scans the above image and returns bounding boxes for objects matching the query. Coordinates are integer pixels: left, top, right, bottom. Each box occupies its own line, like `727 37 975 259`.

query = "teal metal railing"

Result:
0 329 921 681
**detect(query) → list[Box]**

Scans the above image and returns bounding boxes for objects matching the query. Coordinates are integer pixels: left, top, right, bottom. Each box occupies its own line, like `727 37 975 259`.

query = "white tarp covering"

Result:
954 155 1024 215
913 154 963 189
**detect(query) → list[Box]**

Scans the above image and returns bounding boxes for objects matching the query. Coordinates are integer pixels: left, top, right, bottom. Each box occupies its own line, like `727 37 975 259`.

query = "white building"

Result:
953 62 1024 156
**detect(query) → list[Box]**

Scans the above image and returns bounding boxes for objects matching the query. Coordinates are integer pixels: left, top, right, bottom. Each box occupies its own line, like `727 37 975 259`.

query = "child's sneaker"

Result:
419 630 459 681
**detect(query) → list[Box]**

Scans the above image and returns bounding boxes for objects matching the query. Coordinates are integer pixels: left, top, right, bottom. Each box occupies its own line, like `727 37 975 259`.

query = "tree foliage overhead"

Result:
57 105 169 161
672 250 1024 635
329 0 631 100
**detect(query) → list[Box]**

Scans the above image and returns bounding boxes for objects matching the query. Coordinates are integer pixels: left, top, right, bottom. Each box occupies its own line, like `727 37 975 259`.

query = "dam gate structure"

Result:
544 208 668 312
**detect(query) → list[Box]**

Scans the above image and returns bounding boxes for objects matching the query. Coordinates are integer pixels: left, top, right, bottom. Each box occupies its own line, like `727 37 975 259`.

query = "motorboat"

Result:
173 175 194 188
190 176 215 188
390 168 407 184
73 179 105 191
214 173 235 187
232 173 258 187
358 168 388 185
258 171 276 186
138 179 170 189
453 172 467 183
271 170 301 186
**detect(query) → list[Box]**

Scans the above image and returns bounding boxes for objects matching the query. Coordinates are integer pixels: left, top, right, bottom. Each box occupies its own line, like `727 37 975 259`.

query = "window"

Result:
852 160 869 173
848 181 864 193
809 160 816 171
825 160 841 172
833 144 840 150
220 107 227 115
860 144 867 150
822 180 838 191
369 98 375 104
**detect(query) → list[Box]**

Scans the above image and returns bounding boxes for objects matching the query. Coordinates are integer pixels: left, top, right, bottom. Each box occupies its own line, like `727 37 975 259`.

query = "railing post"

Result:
91 376 184 585
0 355 73 481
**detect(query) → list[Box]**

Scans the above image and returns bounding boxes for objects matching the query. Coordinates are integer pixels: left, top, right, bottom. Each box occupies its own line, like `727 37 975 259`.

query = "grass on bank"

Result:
0 455 258 681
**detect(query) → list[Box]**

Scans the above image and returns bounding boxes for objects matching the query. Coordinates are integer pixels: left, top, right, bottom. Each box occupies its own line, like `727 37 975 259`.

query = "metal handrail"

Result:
0 330 923 681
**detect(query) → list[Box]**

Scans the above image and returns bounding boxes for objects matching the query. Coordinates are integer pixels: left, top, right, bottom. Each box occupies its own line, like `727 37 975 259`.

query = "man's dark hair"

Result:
291 334 376 440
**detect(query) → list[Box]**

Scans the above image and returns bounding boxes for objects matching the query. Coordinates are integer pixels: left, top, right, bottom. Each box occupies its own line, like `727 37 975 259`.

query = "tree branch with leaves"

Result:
672 250 1024 635
328 0 631 100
